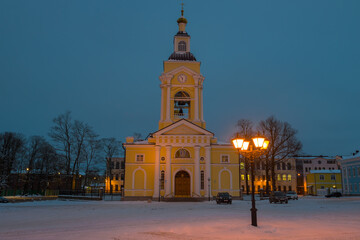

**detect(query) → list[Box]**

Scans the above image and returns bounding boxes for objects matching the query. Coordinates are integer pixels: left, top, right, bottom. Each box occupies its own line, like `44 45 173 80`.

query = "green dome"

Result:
177 17 187 24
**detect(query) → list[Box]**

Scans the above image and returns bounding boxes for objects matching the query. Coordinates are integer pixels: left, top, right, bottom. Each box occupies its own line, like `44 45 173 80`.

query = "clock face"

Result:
178 74 187 83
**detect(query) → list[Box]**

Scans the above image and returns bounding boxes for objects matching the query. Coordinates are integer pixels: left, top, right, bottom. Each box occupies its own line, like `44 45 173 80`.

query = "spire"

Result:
177 2 187 31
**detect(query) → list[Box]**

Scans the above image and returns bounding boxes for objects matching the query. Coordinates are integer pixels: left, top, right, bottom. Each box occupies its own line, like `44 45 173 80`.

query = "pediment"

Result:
163 124 204 135
167 66 199 76
154 119 213 136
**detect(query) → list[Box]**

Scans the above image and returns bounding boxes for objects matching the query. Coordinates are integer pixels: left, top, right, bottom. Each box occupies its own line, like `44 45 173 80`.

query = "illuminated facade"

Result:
123 9 292 200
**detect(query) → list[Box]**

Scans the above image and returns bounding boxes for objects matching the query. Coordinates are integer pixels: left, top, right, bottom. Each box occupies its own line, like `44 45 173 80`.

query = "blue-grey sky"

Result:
1 0 360 156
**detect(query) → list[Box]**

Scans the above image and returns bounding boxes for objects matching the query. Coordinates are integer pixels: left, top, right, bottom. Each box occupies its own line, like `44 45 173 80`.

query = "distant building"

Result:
105 157 124 194
295 157 340 194
338 151 360 195
306 170 342 195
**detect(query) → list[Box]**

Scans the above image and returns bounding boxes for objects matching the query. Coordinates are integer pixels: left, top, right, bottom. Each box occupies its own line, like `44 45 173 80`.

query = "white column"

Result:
153 146 161 198
194 146 200 196
200 86 204 121
194 86 199 121
205 146 212 198
165 145 172 196
160 86 164 121
166 85 171 121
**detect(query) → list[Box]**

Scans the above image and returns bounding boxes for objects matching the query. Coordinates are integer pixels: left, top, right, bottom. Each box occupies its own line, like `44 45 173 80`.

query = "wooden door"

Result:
175 171 190 196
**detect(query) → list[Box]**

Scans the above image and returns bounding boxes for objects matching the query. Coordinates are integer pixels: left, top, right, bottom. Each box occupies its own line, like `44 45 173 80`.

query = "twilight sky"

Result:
1 0 359 156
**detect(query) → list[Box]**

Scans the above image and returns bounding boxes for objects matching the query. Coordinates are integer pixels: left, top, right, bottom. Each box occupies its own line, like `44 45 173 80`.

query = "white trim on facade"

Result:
132 167 147 190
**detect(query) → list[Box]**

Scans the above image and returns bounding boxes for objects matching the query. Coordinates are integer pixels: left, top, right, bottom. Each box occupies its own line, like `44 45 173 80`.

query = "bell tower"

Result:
159 7 206 130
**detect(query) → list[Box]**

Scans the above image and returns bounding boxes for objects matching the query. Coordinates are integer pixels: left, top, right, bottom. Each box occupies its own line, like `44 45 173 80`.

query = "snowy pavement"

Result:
1 197 360 240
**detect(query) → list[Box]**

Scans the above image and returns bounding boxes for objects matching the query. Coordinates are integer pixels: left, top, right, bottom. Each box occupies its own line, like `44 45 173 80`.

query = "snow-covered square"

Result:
1 197 360 240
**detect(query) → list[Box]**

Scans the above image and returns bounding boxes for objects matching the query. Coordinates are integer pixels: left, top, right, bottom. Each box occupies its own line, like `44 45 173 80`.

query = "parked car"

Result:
0 197 9 203
269 191 288 204
286 191 298 200
216 192 232 204
325 192 342 198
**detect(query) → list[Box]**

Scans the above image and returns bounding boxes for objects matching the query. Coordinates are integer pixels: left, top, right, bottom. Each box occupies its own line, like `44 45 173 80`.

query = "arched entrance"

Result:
175 171 191 197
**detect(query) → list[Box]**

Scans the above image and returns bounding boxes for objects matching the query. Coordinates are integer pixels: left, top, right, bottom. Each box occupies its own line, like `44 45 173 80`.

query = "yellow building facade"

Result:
123 11 245 200
306 170 342 195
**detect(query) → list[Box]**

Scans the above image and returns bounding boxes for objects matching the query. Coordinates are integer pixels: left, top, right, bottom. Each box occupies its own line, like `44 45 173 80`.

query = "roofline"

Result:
153 119 214 136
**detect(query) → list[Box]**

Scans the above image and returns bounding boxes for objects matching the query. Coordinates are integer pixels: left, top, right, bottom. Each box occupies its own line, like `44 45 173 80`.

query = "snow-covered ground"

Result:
1 196 360 240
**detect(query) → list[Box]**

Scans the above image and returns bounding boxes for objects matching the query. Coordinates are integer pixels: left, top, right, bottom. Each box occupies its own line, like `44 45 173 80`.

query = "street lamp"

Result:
208 177 211 201
232 135 269 227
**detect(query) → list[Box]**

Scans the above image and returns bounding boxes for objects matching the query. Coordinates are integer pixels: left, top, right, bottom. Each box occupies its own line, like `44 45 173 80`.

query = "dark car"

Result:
269 191 288 204
216 192 232 204
325 192 342 198
0 197 9 203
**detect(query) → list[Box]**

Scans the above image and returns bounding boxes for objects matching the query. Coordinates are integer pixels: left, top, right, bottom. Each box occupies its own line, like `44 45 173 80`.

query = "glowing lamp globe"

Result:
232 138 244 149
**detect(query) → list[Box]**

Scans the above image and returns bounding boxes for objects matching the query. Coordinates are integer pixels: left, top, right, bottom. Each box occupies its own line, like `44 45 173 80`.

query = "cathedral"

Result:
123 10 255 200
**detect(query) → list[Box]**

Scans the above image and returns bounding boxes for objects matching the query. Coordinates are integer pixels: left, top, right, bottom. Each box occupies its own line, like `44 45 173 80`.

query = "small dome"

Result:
177 17 188 24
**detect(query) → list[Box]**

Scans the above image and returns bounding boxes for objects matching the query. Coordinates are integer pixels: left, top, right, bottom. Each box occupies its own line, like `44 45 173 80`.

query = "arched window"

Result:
175 149 190 158
287 163 291 170
282 162 286 170
277 174 281 181
200 171 204 190
282 174 286 181
178 41 186 51
174 91 190 119
288 174 291 181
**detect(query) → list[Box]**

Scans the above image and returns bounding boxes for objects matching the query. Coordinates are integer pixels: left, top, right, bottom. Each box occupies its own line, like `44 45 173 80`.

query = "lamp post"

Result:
159 178 161 202
208 177 211 201
232 136 269 227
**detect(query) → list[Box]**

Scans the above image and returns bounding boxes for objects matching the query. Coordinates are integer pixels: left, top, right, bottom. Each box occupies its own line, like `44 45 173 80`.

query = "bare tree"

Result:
133 132 142 141
82 132 101 190
23 136 46 194
35 141 59 194
258 116 302 193
49 111 73 175
71 120 94 190
102 138 121 196
235 119 254 195
49 111 98 191
0 132 25 193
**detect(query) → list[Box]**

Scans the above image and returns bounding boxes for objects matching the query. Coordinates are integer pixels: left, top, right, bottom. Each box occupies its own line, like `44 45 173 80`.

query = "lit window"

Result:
287 174 291 181
277 174 281 181
175 149 190 158
282 174 286 181
241 174 245 181
240 162 245 169
136 154 144 162
221 155 229 163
